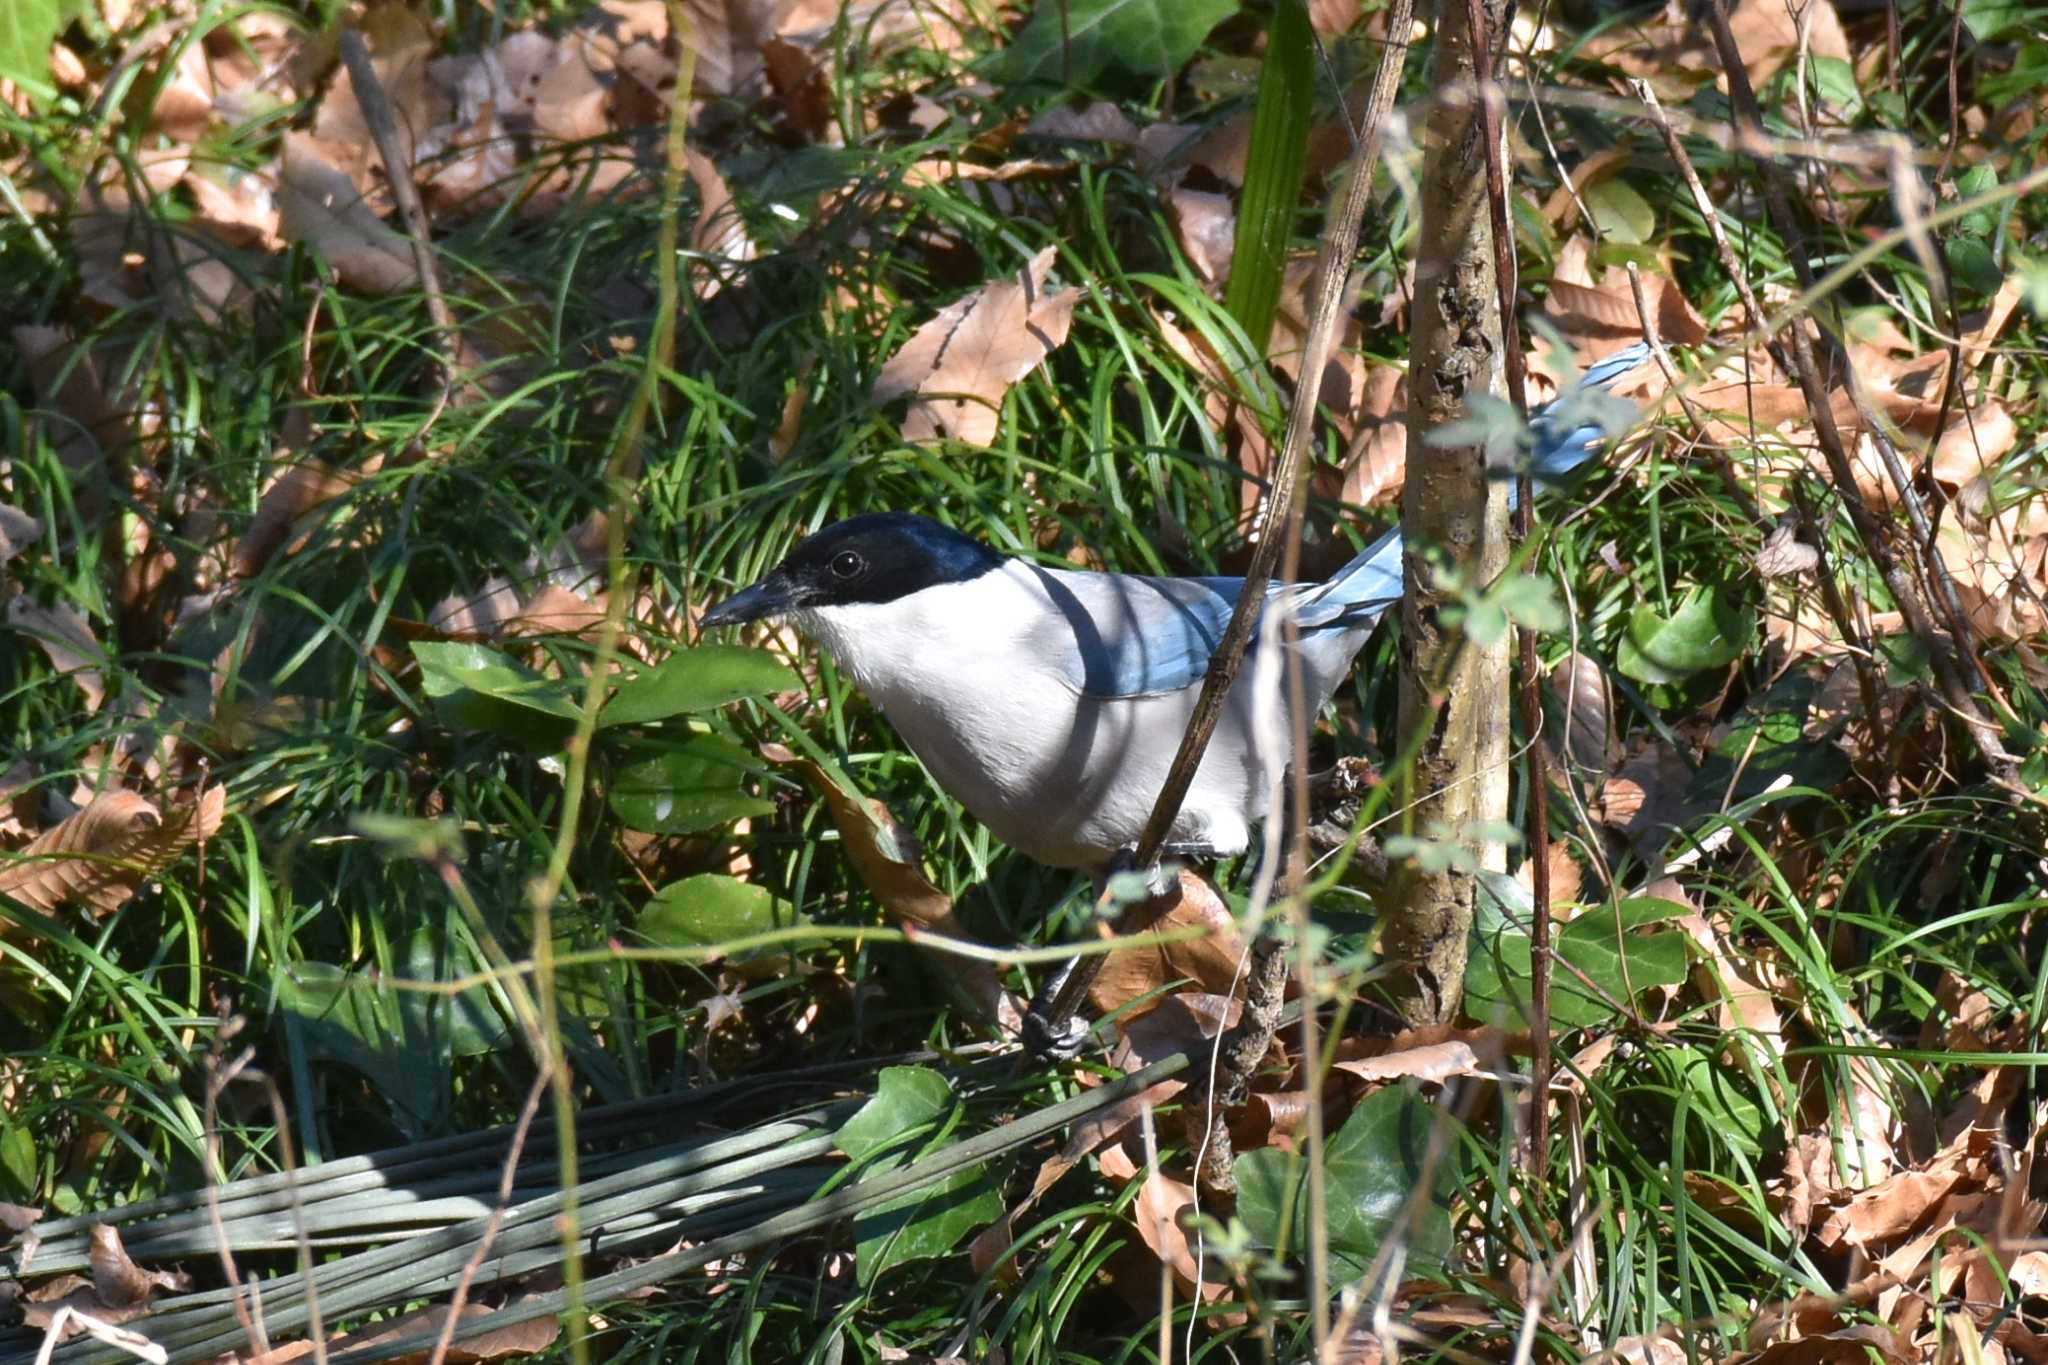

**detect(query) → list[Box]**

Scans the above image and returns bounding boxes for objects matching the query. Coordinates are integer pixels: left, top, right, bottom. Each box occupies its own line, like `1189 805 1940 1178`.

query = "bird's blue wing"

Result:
1528 341 1650 484
1047 538 1403 699
1051 344 1645 699
1035 567 1245 698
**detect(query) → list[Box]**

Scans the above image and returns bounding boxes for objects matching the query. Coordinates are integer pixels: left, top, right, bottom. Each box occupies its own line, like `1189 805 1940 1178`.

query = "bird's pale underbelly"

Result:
799 575 1357 871
868 667 1275 869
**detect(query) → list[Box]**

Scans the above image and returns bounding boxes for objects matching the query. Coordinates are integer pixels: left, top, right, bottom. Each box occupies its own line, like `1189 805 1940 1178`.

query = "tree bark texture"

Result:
1386 0 1513 1028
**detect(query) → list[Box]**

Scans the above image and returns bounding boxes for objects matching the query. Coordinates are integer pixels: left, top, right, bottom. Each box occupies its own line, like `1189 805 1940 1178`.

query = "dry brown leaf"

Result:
685 0 797 96
1817 1002 1900 1190
1132 1168 1231 1301
1337 364 1407 507
6 597 105 714
1026 101 1142 145
1737 1324 1910 1365
762 37 833 140
0 504 42 568
1541 146 1633 232
1309 0 1364 32
760 747 949 929
1596 742 1694 858
1547 649 1613 786
1169 187 1235 287
183 165 282 250
1152 307 1277 526
311 6 440 189
1677 909 1790 1079
1544 269 1707 361
287 1296 561 1364
0 761 39 845
901 157 1069 190
278 132 420 294
498 586 609 637
427 575 528 637
769 360 814 462
871 246 1080 446
686 148 758 298
1608 1334 1689 1364
428 574 607 641
235 457 376 578
969 1044 1168 1281
1721 0 1852 95
1754 518 1820 578
1089 872 1250 1017
12 325 124 498
206 10 320 118
89 1223 185 1307
149 36 219 141
1962 272 2026 374
1333 1039 1488 1085
1816 1165 1969 1251
0 786 227 920
1928 398 2017 488
50 41 88 89
18 1281 150 1338
1118 990 1239 1059
529 37 615 143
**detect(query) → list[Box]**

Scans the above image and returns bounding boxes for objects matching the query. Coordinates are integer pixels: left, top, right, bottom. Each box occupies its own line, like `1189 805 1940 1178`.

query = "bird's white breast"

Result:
794 563 1351 869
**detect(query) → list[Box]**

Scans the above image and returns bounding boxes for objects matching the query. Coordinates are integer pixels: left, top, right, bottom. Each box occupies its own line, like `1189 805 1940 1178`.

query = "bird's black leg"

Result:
1021 957 1090 1062
1021 842 1212 1063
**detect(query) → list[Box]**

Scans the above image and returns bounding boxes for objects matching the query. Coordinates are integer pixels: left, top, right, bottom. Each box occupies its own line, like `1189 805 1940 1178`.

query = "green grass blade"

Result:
1223 0 1316 352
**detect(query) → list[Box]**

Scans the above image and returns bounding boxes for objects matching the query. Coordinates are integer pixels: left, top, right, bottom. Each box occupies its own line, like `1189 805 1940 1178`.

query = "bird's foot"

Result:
1021 959 1094 1063
1021 1002 1093 1062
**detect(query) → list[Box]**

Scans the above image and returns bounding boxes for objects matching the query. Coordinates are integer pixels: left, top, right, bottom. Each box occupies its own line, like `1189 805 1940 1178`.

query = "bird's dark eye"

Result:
830 550 864 580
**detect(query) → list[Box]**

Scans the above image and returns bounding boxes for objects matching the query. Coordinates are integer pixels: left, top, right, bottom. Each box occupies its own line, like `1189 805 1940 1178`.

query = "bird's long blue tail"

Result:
1299 342 1649 630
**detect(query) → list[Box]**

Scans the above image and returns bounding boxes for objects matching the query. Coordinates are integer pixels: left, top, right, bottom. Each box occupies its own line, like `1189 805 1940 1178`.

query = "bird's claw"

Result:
1022 958 1094 1062
1021 1007 1092 1063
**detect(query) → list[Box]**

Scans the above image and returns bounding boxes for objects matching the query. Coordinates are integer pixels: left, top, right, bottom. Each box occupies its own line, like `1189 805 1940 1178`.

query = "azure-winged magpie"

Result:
701 345 1647 871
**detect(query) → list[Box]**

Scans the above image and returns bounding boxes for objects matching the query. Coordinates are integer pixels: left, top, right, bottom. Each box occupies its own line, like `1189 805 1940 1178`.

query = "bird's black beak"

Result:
700 574 795 630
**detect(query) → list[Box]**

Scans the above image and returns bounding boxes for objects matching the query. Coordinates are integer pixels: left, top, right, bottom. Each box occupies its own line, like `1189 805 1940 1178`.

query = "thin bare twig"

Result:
205 1034 327 1365
426 1072 553 1365
337 30 457 431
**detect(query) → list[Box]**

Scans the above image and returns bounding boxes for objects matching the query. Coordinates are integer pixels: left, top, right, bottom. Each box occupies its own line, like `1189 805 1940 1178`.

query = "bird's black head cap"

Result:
701 513 1004 626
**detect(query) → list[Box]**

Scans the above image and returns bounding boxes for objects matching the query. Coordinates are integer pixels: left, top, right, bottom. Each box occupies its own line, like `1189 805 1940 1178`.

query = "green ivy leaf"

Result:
412 641 581 748
1659 1045 1770 1161
839 1067 1002 1285
607 736 773 834
1807 56 1861 116
990 0 1240 88
1584 178 1656 245
0 0 84 103
1465 886 1690 1028
1616 588 1754 684
639 874 799 951
1236 1085 1464 1280
1946 236 2003 297
1689 673 1849 803
0 1124 35 1202
1962 0 2029 42
600 645 799 728
279 956 464 1138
